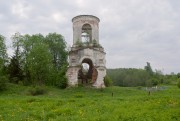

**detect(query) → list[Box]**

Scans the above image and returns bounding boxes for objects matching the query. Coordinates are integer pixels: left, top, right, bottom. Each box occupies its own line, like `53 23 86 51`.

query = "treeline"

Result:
0 33 68 90
1 33 180 90
107 62 180 87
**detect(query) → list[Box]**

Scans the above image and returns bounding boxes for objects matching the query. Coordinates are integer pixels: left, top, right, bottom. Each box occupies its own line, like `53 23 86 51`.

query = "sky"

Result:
0 0 180 74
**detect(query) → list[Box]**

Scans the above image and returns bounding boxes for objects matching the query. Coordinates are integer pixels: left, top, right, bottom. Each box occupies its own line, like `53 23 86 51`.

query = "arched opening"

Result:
81 24 92 43
78 58 98 86
81 32 90 43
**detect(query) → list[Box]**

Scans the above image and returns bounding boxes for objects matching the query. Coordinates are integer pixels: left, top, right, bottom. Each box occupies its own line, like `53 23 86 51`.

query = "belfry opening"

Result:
81 24 92 43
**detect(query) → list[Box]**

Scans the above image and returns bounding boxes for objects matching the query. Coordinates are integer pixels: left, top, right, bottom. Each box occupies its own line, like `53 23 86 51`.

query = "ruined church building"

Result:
66 15 106 88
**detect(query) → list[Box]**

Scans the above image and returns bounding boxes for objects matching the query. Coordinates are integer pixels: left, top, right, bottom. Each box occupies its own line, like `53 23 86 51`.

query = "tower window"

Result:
81 24 92 42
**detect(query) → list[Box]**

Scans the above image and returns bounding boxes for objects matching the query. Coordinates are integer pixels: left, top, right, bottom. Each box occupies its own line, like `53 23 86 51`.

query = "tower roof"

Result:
72 15 100 22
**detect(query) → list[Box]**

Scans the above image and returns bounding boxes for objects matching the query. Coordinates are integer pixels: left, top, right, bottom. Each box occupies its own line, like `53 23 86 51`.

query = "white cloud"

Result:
0 0 180 73
52 12 66 23
11 0 31 19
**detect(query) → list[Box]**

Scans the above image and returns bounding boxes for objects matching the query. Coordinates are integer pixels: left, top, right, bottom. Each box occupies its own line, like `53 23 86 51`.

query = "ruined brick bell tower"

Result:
66 15 106 88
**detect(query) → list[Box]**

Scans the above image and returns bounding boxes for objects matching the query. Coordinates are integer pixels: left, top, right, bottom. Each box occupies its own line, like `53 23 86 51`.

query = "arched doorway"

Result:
78 58 98 85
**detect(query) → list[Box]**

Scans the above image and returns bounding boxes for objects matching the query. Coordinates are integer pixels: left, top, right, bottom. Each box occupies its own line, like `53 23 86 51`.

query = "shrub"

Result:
76 40 83 47
104 75 112 87
0 76 8 91
177 79 180 88
10 77 17 83
28 86 47 96
56 76 68 89
137 86 143 90
145 79 152 87
151 78 159 86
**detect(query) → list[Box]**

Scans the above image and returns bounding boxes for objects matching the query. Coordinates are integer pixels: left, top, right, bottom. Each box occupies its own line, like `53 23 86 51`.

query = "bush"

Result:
145 79 152 87
56 76 68 89
0 76 8 91
177 79 180 88
76 40 83 47
151 78 159 86
10 77 19 84
146 78 159 87
137 86 143 90
28 86 47 96
104 75 112 87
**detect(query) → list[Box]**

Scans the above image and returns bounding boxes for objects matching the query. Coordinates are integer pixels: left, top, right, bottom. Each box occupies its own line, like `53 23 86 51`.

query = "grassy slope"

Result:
0 84 179 121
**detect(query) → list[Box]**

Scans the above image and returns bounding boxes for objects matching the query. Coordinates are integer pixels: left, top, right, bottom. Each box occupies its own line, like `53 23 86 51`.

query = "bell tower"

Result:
66 15 106 88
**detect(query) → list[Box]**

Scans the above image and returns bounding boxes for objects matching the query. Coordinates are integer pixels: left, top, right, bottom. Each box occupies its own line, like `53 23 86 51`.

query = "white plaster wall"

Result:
92 67 106 88
66 67 80 86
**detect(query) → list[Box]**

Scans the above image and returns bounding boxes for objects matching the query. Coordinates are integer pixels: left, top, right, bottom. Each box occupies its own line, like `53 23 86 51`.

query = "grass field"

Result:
0 84 179 121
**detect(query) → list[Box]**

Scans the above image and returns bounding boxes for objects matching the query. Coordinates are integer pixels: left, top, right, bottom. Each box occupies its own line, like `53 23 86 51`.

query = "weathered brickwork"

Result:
66 15 106 88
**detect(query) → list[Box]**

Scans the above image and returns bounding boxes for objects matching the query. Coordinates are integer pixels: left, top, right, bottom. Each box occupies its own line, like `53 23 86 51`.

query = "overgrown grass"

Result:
0 84 179 121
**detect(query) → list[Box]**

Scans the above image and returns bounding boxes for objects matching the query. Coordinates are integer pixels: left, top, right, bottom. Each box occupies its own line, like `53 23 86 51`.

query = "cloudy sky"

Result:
0 0 180 74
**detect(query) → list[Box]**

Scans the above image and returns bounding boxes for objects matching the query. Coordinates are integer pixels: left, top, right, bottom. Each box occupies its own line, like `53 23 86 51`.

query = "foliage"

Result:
145 79 152 87
163 74 178 85
177 73 180 78
107 68 150 87
92 39 102 47
7 33 24 83
177 78 180 88
144 62 153 76
27 86 47 96
56 76 68 89
0 76 8 91
92 39 98 46
107 62 179 87
146 78 159 87
56 65 68 89
151 78 159 86
45 33 67 70
27 43 53 85
11 33 23 58
76 39 102 48
0 35 8 64
8 56 23 83
4 32 68 86
76 39 83 47
0 35 8 78
104 75 112 87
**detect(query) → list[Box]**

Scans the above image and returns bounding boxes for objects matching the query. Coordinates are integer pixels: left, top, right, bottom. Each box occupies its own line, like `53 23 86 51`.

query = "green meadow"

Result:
0 84 179 121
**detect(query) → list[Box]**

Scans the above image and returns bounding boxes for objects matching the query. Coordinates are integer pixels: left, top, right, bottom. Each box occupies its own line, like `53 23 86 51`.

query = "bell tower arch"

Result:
81 24 92 43
66 15 106 88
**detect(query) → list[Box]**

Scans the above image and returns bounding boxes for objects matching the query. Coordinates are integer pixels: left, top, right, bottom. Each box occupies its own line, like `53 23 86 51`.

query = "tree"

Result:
0 35 8 75
45 33 68 70
177 78 180 88
21 34 45 84
104 75 112 87
8 33 24 83
6 32 68 87
177 73 180 78
55 64 68 89
27 42 53 85
107 68 151 87
144 62 153 76
0 35 8 90
151 78 159 86
146 79 153 87
11 33 23 60
8 56 23 83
